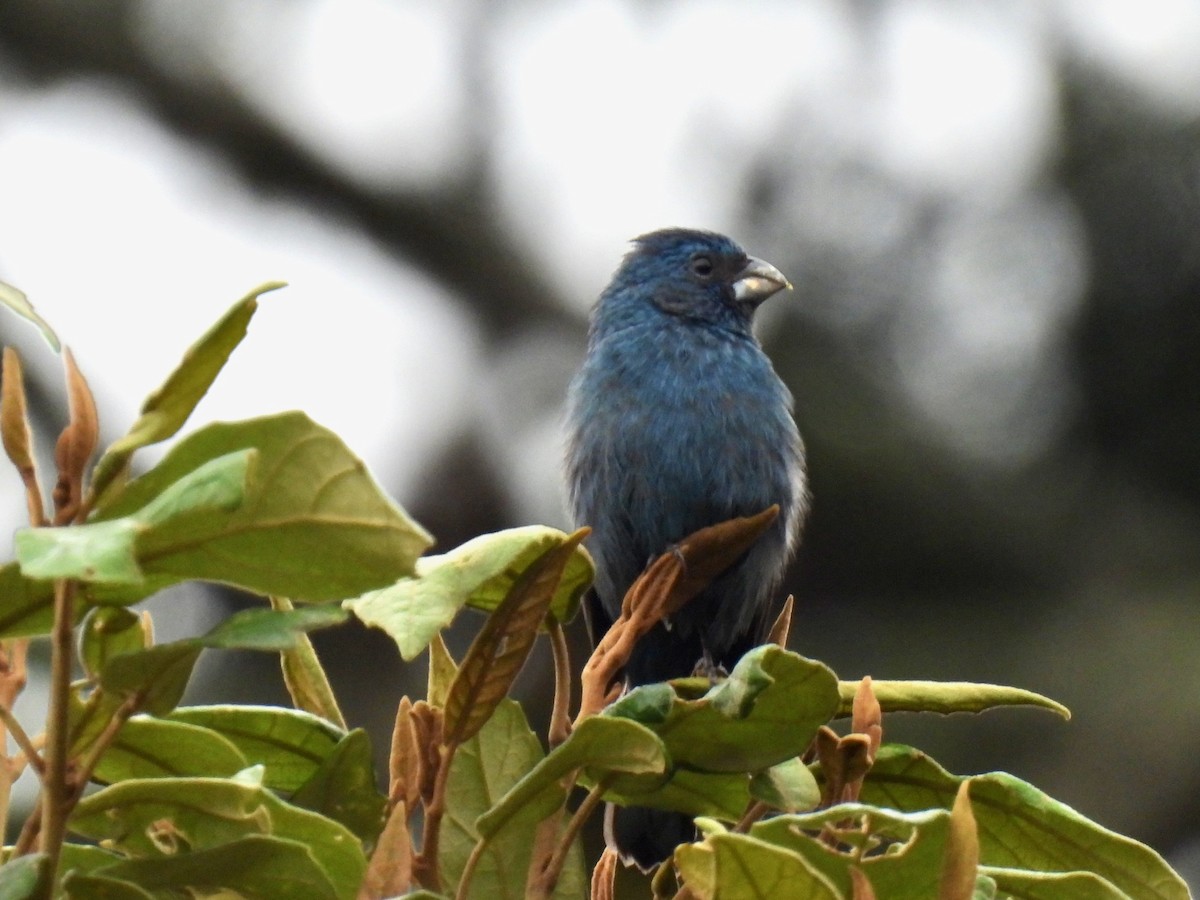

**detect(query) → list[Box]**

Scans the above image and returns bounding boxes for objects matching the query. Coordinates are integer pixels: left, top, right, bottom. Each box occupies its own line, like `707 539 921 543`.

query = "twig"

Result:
0 705 42 776
547 620 572 747
413 742 455 892
39 578 76 879
528 776 612 899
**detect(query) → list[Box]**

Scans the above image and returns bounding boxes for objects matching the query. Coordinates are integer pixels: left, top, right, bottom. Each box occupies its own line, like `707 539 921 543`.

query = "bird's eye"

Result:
690 255 714 277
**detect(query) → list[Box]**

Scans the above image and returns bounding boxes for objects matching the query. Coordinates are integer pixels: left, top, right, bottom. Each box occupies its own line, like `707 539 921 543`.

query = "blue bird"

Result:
564 228 808 867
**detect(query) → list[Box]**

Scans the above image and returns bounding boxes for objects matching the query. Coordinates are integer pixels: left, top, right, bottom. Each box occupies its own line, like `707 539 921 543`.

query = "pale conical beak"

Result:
732 256 792 305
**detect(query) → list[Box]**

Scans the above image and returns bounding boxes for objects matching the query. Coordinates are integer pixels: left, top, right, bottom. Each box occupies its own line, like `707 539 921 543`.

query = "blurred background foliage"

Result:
0 0 1197 886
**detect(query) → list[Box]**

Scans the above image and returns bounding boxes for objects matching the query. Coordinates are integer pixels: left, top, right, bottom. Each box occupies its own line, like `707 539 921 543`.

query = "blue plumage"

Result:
564 228 807 866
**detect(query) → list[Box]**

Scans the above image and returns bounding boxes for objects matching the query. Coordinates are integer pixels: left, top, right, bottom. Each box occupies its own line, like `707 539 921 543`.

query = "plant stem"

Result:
0 704 42 776
39 579 76 886
547 620 572 747
414 742 456 892
529 776 612 899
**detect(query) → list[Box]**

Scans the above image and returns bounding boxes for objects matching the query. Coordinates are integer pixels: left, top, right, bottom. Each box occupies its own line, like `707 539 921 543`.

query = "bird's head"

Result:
599 228 791 333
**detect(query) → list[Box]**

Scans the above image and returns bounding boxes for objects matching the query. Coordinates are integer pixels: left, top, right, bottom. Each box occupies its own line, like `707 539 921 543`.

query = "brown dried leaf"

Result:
851 676 882 760
53 348 99 523
409 701 443 806
1 348 44 525
939 780 979 900
358 800 413 899
837 734 874 803
664 505 779 615
850 867 877 899
388 696 422 814
443 529 587 746
578 507 781 721
589 847 618 900
767 594 794 648
1 347 33 473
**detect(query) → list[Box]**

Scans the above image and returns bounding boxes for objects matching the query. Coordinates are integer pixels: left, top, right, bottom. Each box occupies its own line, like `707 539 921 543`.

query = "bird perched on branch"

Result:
564 228 808 868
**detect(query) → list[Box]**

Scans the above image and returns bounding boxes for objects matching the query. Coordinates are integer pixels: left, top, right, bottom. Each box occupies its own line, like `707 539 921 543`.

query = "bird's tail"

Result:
607 803 696 871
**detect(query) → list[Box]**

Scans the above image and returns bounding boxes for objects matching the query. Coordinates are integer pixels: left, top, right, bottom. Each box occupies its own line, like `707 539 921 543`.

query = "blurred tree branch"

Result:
0 0 577 342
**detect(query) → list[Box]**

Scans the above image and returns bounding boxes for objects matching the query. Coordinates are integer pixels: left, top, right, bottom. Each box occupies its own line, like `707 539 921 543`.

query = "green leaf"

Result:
92 715 249 783
61 872 155 900
289 729 386 846
427 632 457 708
858 745 1190 900
347 526 594 661
600 767 751 821
94 834 338 899
0 854 49 900
167 704 344 792
752 804 951 898
748 757 820 814
675 832 842 900
94 412 432 601
607 646 839 774
201 604 349 651
99 606 349 716
70 773 366 896
272 594 347 728
15 449 254 584
100 642 202 716
440 699 586 900
79 607 148 680
59 844 126 877
980 866 1132 899
90 281 283 505
0 279 60 351
0 561 57 637
477 715 668 840
838 680 1070 720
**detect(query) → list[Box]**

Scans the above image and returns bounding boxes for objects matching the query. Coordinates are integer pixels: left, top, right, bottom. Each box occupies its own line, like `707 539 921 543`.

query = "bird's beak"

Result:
732 256 792 305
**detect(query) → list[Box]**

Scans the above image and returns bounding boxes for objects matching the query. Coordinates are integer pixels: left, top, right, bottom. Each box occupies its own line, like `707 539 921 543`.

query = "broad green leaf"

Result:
289 729 386 846
202 604 348 651
675 833 842 900
749 757 820 813
93 715 249 783
59 844 125 877
272 594 347 728
61 872 155 900
427 631 457 708
167 705 344 792
477 715 667 840
99 606 349 716
15 450 253 584
90 282 282 505
79 607 147 679
980 866 1132 899
752 804 950 898
0 561 57 637
600 767 751 821
838 680 1070 720
94 412 432 601
858 746 1190 900
0 279 59 351
100 642 202 716
444 532 586 746
0 853 49 900
347 526 594 661
606 646 839 774
70 773 365 896
94 834 338 899
441 699 585 900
